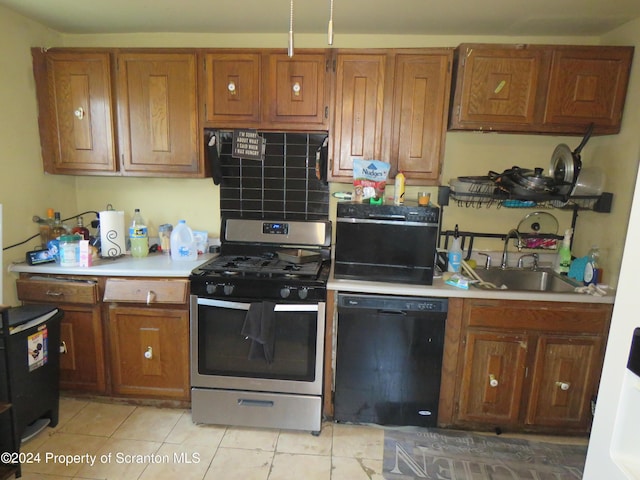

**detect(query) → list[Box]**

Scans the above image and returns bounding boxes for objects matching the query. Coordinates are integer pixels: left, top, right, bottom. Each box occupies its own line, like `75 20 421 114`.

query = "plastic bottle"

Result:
393 172 406 205
38 208 55 248
554 228 573 275
50 211 68 240
71 216 90 240
447 224 462 273
129 208 149 258
584 246 600 285
170 220 197 261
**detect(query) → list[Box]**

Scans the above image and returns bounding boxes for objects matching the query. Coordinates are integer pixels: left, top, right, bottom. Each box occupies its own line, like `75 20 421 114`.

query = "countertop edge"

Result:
328 275 616 304
7 254 215 278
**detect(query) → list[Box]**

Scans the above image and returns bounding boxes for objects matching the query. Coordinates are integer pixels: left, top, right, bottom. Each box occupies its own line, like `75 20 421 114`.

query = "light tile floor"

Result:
16 396 588 480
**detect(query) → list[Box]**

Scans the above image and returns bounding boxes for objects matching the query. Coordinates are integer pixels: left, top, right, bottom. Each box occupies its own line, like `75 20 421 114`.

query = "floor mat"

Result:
383 427 586 479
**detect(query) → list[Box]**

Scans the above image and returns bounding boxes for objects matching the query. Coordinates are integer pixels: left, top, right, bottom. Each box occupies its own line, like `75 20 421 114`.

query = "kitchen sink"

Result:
472 267 582 293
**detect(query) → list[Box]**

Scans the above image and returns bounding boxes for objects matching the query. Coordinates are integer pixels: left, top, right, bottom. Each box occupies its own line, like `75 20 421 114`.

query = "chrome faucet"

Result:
501 229 522 269
517 253 539 269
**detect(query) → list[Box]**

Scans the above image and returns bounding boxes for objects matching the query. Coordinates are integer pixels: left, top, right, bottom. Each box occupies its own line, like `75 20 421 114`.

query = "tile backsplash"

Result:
210 130 330 220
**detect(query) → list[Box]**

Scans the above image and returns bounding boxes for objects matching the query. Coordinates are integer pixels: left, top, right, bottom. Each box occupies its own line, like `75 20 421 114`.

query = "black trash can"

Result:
0 304 62 452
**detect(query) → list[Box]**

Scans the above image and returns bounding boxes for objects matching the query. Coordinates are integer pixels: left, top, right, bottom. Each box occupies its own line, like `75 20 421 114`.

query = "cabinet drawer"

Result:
17 278 99 305
465 300 612 334
103 279 188 304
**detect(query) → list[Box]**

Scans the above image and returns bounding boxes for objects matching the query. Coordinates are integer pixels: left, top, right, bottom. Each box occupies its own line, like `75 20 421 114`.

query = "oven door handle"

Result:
196 297 320 312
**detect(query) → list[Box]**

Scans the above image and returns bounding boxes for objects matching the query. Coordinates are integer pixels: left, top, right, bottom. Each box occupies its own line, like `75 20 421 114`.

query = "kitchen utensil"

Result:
276 248 321 264
548 123 594 194
490 166 557 198
517 211 559 249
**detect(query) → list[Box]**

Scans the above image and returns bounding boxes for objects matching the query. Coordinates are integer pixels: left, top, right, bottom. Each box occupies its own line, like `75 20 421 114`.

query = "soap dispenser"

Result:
554 228 573 275
447 224 462 273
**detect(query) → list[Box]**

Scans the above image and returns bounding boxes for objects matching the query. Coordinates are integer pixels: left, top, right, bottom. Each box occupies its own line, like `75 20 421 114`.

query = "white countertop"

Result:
8 253 215 278
328 268 616 304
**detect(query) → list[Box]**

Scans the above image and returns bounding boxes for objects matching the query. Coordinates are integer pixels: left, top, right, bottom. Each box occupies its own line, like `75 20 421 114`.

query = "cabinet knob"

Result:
74 107 85 119
144 346 153 360
60 341 67 354
555 381 571 391
227 81 237 95
292 82 301 96
146 290 156 305
489 374 499 387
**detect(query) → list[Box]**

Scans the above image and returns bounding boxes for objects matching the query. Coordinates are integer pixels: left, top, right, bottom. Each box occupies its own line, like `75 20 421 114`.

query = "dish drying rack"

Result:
446 182 612 212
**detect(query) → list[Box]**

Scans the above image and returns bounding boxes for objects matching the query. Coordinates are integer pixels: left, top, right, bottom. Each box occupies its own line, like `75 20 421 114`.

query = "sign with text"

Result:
232 129 266 161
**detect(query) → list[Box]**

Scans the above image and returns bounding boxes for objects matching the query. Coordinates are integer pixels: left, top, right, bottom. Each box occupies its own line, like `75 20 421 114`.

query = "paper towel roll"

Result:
99 210 126 257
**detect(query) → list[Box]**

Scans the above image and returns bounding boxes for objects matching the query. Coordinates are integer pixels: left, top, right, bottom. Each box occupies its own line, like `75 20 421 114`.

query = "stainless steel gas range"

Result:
189 218 331 433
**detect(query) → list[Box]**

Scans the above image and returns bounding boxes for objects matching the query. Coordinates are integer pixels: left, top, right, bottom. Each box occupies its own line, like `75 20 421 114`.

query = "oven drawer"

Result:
104 279 188 304
191 387 322 432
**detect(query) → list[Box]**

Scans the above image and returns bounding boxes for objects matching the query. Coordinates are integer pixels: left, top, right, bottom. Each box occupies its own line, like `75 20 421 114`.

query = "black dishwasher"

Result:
334 294 447 427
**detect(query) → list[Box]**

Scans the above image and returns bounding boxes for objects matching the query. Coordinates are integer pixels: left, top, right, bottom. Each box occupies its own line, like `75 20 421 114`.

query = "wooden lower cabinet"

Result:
16 275 106 393
441 298 612 434
107 305 189 401
457 330 528 425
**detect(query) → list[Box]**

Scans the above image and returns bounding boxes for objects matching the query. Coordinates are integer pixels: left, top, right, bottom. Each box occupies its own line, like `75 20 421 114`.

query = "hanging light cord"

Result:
288 0 294 57
328 0 334 45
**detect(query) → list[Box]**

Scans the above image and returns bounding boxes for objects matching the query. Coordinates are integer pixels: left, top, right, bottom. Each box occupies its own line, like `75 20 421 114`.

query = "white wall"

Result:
584 16 640 479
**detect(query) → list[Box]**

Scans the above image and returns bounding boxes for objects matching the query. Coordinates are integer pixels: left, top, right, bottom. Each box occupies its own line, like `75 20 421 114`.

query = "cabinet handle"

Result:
60 341 67 354
144 346 153 360
489 374 499 387
494 80 507 94
555 381 571 391
292 81 301 96
227 81 237 95
146 290 156 305
74 107 85 119
45 290 63 297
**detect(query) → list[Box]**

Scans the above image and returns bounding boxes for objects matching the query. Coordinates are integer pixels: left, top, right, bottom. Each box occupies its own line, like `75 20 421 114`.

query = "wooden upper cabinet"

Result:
32 50 117 174
544 46 634 132
265 52 329 128
202 49 329 130
331 52 387 179
330 49 452 183
391 52 452 181
117 52 200 176
450 44 633 135
450 45 544 128
203 52 262 125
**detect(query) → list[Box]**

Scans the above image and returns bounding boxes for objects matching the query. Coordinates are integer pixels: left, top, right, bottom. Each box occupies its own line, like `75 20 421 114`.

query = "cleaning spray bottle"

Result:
447 224 462 273
554 228 573 275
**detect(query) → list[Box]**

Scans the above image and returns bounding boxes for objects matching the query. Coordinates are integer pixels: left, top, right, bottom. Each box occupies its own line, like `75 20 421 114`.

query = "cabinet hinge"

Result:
203 58 206 71
456 105 461 117
326 59 330 72
324 106 329 119
525 366 529 378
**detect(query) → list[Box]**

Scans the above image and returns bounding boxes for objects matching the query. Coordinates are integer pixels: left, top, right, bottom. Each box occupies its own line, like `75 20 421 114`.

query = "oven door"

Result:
190 296 324 396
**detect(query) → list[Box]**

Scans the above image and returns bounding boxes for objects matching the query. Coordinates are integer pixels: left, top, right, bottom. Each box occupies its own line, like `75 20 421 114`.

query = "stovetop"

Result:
197 254 323 278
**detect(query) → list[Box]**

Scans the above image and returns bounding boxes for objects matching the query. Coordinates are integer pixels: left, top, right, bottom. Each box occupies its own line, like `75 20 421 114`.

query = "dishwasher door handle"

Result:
378 309 408 316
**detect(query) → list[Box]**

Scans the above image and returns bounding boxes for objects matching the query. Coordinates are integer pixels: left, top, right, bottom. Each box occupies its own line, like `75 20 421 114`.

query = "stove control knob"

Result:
223 284 235 296
280 287 291 299
298 287 309 300
206 283 217 295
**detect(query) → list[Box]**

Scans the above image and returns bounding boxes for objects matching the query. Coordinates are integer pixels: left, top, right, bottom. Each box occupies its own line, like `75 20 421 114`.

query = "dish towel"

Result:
241 302 277 363
206 131 224 185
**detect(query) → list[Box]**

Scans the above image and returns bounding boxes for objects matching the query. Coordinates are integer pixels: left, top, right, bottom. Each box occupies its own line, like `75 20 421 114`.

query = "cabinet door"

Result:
117 52 200 176
450 45 544 130
526 334 602 428
59 304 106 393
544 46 634 134
391 52 452 181
457 330 528 425
203 52 261 125
108 306 189 400
266 52 328 129
331 53 387 179
37 51 117 174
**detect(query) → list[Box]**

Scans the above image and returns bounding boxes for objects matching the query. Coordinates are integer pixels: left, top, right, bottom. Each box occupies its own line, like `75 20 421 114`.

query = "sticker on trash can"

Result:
27 326 48 371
